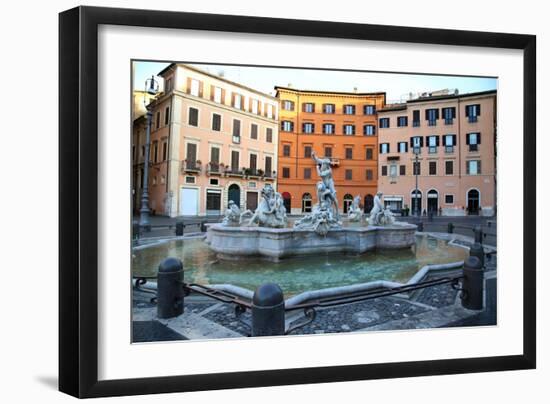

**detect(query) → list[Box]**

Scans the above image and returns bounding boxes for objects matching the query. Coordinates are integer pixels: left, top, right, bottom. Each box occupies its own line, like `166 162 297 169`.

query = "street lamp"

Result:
139 75 159 230
413 147 420 216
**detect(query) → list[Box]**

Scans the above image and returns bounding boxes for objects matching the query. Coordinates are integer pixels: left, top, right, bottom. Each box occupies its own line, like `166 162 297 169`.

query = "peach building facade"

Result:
377 90 496 217
132 64 279 217
275 87 385 215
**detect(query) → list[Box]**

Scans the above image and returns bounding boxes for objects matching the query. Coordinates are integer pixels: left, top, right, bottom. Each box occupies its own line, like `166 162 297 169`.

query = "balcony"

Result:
224 167 244 177
412 146 421 155
468 115 478 123
428 146 438 154
263 171 276 181
444 118 454 125
412 121 420 127
232 135 241 144
329 158 340 166
427 120 437 127
182 160 202 174
445 146 455 154
468 144 479 152
207 162 223 176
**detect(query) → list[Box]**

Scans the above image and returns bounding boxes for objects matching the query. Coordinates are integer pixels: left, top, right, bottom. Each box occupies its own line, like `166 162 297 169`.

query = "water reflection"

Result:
132 236 466 296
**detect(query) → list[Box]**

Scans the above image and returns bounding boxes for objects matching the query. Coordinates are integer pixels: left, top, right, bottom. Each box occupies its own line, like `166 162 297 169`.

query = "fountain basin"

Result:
206 222 417 261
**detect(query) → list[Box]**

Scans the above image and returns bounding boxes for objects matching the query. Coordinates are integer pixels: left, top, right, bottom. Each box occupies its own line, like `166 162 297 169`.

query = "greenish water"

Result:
132 236 466 296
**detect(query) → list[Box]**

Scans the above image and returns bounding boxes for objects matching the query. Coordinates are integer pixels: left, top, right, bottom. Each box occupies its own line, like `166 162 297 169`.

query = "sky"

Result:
133 61 496 103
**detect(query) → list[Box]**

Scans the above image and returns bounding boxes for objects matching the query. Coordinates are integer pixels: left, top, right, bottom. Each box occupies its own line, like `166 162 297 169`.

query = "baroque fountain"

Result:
206 152 417 261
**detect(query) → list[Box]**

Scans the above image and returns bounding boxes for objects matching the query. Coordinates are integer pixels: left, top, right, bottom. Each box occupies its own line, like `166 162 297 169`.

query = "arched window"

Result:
282 191 292 214
343 194 354 214
228 184 241 207
467 189 480 215
427 189 439 214
411 189 422 216
302 193 312 213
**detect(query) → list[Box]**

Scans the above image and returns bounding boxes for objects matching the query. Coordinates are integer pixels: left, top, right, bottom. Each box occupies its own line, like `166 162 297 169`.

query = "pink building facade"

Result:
132 64 279 217
377 90 496 217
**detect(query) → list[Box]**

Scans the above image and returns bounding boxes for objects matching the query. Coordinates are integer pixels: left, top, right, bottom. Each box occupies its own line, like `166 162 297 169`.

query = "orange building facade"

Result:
275 87 386 215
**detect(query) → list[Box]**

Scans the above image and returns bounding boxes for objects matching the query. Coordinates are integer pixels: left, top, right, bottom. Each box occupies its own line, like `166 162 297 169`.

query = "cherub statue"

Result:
222 200 242 226
347 195 362 222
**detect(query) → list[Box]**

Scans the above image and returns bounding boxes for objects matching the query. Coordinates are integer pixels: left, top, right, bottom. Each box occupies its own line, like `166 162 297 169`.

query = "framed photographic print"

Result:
59 5 536 398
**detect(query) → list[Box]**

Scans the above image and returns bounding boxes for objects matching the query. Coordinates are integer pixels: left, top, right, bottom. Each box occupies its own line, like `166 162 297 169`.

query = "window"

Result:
164 106 170 125
190 79 200 96
249 153 257 171
232 119 241 139
467 132 481 151
209 178 219 186
266 104 274 119
233 93 243 109
429 161 437 175
345 169 353 180
412 110 420 127
389 165 397 178
444 134 456 153
400 165 406 175
210 147 220 165
188 107 199 126
445 194 454 204
411 136 423 153
343 104 356 115
398 142 408 153
302 122 315 134
427 135 439 153
380 143 389 154
212 113 221 131
364 104 376 115
363 124 375 136
282 100 295 111
443 107 456 124
379 117 390 128
323 104 335 114
251 99 259 114
304 145 312 158
381 166 388 176
283 144 291 157
213 86 222 103
304 168 312 179
266 128 273 143
324 147 332 158
426 108 439 126
265 156 272 175
445 160 454 175
152 141 158 163
323 123 335 134
231 150 240 171
281 121 294 132
303 103 315 113
165 78 172 92
466 104 481 123
366 148 373 160
156 111 160 129
343 124 355 135
397 116 408 127
250 123 258 139
413 161 421 175
162 141 167 161
282 167 290 178
345 147 353 160
366 169 373 180
467 160 481 175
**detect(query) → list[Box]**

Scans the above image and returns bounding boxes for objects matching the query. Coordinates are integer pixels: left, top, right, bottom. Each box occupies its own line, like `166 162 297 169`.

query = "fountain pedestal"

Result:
206 222 417 261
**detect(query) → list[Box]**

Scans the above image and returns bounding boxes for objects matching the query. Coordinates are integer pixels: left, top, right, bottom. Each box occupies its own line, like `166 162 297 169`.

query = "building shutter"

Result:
210 85 215 101
477 133 481 144
410 137 414 147
476 104 481 116
186 77 192 94
379 144 383 153
436 135 440 146
199 81 203 98
452 134 457 146
221 89 226 105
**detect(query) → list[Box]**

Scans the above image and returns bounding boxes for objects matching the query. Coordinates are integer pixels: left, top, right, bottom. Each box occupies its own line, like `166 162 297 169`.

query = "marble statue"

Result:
243 184 287 228
367 191 395 226
222 200 242 226
347 195 363 222
312 151 339 219
294 152 342 235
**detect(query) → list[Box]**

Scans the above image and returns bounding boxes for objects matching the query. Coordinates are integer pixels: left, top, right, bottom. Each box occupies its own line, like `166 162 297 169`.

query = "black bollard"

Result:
200 221 207 233
251 283 285 337
175 221 184 236
461 256 484 310
417 222 424 232
448 222 454 234
473 225 483 244
157 257 184 319
132 220 140 241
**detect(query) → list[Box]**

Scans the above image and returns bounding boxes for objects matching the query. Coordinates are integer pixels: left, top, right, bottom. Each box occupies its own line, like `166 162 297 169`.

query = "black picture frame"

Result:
59 5 536 398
